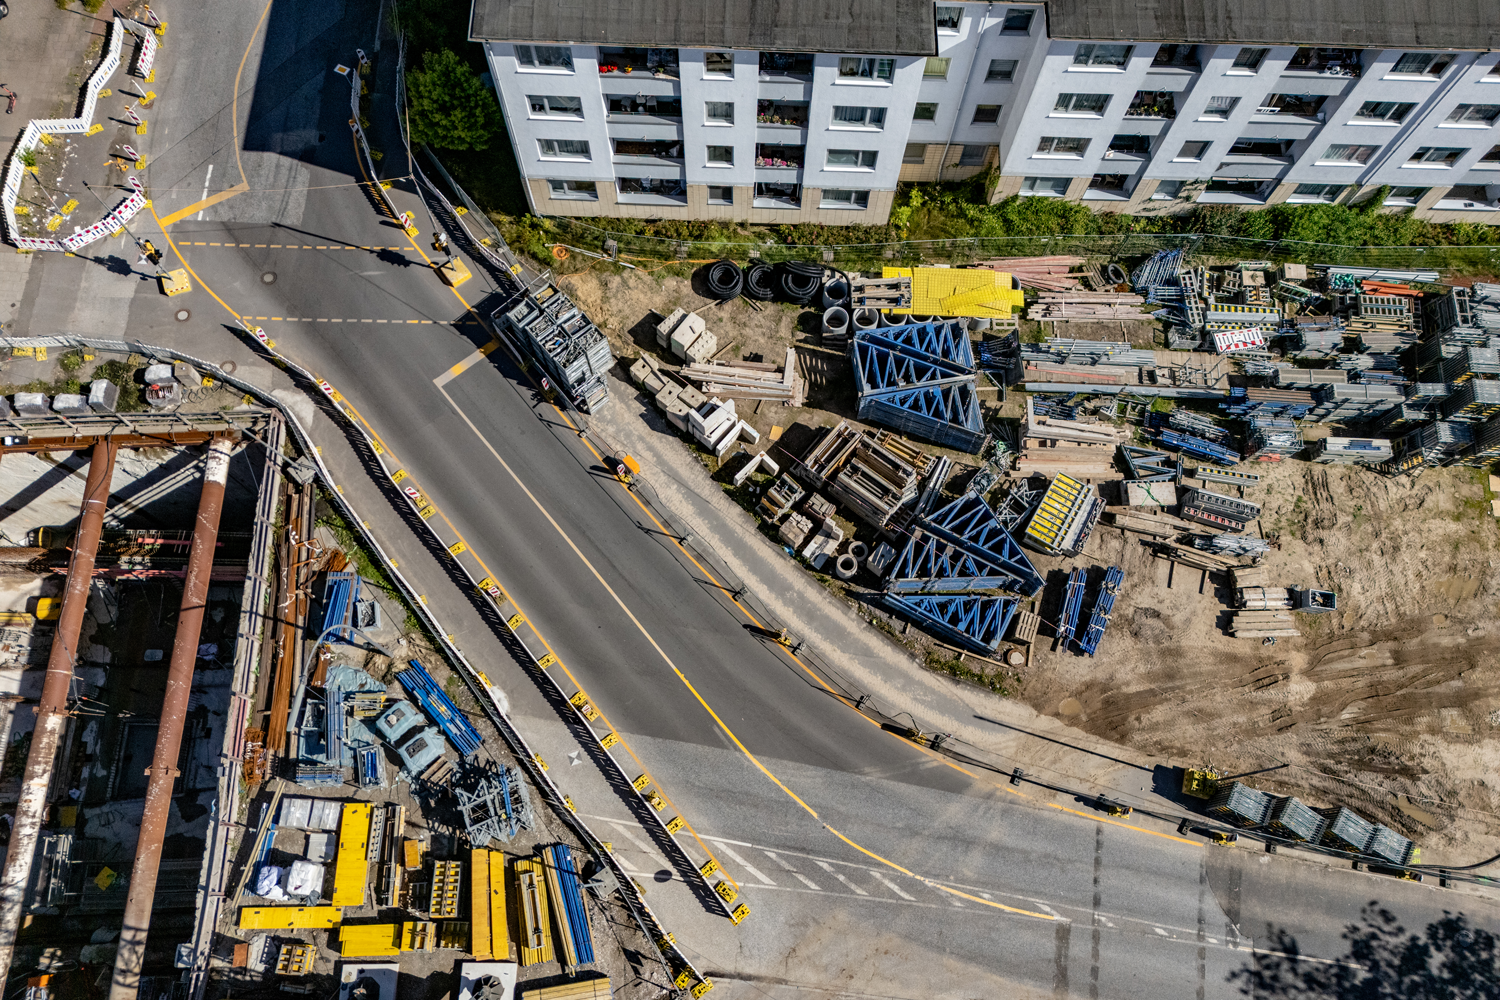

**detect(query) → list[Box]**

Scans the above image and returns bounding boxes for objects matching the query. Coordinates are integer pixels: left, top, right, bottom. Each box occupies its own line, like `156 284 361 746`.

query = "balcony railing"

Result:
1124 92 1177 119
757 100 809 128
1285 48 1362 77
598 47 680 78
759 52 814 80
613 140 683 162
755 144 805 168
1150 44 1200 71
607 96 683 118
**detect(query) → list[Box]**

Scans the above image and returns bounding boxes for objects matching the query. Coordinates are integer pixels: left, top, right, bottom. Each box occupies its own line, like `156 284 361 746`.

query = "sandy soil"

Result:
560 263 1500 864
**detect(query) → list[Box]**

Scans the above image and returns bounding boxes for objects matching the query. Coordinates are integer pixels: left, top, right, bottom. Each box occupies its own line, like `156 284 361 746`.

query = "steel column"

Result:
108 437 233 1000
0 439 117 982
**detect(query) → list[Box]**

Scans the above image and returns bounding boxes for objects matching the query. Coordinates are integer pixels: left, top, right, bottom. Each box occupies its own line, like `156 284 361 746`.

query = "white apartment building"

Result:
470 0 1500 225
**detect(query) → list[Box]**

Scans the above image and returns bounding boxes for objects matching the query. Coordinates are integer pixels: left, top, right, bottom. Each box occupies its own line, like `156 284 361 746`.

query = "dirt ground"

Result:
559 264 1500 864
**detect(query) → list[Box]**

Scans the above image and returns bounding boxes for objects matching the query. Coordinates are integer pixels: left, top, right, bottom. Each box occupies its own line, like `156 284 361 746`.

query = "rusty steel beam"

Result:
108 437 234 1000
0 432 218 454
0 439 117 983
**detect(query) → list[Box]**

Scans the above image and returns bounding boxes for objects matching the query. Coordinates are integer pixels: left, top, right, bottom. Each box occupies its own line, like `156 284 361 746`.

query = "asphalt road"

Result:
8 2 1497 997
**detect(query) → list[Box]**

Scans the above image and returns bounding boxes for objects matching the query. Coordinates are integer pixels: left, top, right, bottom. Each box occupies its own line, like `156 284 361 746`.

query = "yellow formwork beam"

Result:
489 847 510 960
339 924 401 957
239 906 342 930
514 858 553 967
470 848 492 961
332 802 372 907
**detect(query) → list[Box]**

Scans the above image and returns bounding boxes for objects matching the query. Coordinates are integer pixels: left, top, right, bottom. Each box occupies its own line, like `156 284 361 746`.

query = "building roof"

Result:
469 0 938 56
1043 0 1500 50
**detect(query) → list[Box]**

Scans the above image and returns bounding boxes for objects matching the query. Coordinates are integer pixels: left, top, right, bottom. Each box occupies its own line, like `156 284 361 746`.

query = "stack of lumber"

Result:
973 256 1084 291
851 276 911 308
1149 542 1246 573
1028 291 1152 321
682 348 804 405
1015 395 1126 477
1106 509 1186 538
1230 565 1269 590
1239 586 1293 610
1229 610 1300 638
1359 280 1421 299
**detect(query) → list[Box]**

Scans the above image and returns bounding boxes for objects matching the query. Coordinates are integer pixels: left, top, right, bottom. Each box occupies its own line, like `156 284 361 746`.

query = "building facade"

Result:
471 1 1500 224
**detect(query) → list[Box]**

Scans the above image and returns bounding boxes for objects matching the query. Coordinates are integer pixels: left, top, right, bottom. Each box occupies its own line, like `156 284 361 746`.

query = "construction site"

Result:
556 252 1500 873
0 349 645 1000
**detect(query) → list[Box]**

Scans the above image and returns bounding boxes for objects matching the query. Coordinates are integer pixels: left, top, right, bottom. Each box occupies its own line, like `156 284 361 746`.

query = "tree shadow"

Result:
1231 903 1498 998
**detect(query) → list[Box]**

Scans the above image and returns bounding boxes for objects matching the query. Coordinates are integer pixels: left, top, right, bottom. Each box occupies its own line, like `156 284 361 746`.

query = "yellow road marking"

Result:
157 181 251 227
435 338 502 386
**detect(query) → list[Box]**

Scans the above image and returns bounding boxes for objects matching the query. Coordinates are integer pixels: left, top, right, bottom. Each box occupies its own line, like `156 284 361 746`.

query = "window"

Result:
972 105 1001 124
913 102 939 121
1200 96 1239 120
1002 8 1034 32
1257 94 1326 117
957 144 990 165
1035 136 1089 156
707 185 734 205
1353 101 1415 123
705 101 734 124
1289 183 1340 203
1053 93 1109 116
1444 104 1500 126
1228 137 1292 158
1391 52 1453 76
1287 47 1363 76
608 94 682 117
1125 91 1176 118
935 6 964 31
704 52 734 76
527 95 583 117
1202 178 1271 199
546 179 597 200
1231 47 1268 72
706 145 734 165
515 45 573 71
832 106 887 129
1175 140 1211 161
1319 143 1379 164
1088 173 1129 192
1490 62 1500 78
1383 186 1426 206
1020 176 1070 197
613 139 681 160
840 57 896 82
1406 146 1465 166
1151 45 1199 70
1482 145 1500 163
537 138 590 159
924 57 951 79
617 176 686 199
760 52 814 78
827 148 878 169
1106 134 1151 157
1072 44 1132 68
987 59 1017 82
821 189 871 209
1151 180 1185 200
1436 184 1499 208
903 142 928 164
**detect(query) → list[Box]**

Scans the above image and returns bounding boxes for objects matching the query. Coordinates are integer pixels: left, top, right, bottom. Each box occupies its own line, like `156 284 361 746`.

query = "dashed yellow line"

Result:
185 241 406 251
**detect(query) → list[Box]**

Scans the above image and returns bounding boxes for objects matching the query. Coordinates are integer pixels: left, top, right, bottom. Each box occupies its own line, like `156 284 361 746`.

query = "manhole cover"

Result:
220 361 238 375
174 308 190 322
261 272 276 284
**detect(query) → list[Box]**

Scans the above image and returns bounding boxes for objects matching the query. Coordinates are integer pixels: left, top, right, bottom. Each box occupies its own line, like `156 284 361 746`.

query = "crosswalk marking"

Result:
814 860 867 895
870 871 915 900
245 316 437 324
608 821 670 870
763 851 820 890
709 841 776 885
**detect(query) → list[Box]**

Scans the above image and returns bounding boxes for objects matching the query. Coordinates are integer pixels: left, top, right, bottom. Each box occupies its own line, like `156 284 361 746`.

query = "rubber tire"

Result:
705 259 744 299
1106 263 1128 285
743 260 775 300
777 265 820 304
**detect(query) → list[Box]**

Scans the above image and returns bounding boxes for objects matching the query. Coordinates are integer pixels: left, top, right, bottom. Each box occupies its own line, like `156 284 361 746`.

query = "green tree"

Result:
406 49 501 151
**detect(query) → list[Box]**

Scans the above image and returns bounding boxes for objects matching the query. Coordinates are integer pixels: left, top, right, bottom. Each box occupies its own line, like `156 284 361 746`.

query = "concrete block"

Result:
656 308 686 348
732 451 780 488
0 396 11 417
52 394 88 415
682 330 718 364
867 541 897 576
801 517 844 569
677 385 708 412
714 420 749 458
654 383 682 410
688 401 732 439
88 379 120 413
737 422 761 445
779 513 813 549
12 393 48 416
173 362 201 389
661 396 691 431
669 313 707 359
629 357 654 388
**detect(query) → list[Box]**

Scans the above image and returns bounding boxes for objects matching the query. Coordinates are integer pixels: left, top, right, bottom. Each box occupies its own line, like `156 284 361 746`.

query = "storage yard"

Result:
555 256 1500 867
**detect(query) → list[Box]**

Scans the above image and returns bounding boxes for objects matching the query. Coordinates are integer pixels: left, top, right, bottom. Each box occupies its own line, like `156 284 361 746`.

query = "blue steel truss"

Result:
859 384 985 452
1058 567 1086 644
1077 566 1124 656
1119 445 1180 482
851 322 985 452
886 493 1044 596
870 320 976 367
882 594 1020 653
852 335 971 396
1158 429 1241 466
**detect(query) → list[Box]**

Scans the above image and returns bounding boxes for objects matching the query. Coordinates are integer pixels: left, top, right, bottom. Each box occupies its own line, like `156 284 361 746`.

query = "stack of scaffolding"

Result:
973 256 1084 290
682 347 803 404
852 320 987 452
1017 395 1128 477
495 282 615 412
792 421 927 530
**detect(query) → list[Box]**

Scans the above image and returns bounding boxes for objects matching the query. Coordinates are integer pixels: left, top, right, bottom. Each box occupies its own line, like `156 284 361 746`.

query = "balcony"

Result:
1149 44 1200 72
753 181 801 209
617 176 687 206
612 139 683 165
1254 94 1327 120
755 143 805 169
606 95 682 123
1104 134 1152 160
1434 185 1500 211
757 100 809 128
1124 91 1177 119
1285 47 1362 77
1224 137 1295 163
759 52 814 81
598 47 679 79
1197 177 1274 204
